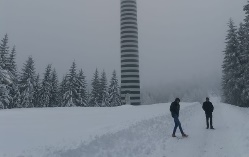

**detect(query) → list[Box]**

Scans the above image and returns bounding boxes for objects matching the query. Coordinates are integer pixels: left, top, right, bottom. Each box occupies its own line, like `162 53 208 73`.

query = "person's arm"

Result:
170 103 177 115
211 103 214 112
202 103 206 111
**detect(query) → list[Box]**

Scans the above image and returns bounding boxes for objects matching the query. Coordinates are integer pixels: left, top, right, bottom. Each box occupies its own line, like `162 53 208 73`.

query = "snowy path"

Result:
2 100 249 157
157 102 249 157
47 101 249 157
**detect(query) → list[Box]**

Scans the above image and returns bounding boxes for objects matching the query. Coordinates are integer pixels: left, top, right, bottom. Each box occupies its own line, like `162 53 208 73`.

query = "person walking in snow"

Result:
170 98 188 137
202 97 214 129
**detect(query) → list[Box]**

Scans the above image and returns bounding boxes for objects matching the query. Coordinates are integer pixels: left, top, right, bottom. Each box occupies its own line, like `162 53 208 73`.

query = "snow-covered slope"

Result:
0 98 248 157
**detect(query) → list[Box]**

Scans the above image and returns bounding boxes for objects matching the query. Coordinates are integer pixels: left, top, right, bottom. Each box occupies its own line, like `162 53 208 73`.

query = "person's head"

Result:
206 97 209 102
175 98 180 104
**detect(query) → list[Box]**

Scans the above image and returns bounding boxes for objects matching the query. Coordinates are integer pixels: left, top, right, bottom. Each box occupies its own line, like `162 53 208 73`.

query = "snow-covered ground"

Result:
0 97 249 157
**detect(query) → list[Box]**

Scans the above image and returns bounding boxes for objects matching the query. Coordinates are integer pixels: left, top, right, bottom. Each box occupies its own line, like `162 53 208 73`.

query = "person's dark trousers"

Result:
173 115 184 135
205 113 213 129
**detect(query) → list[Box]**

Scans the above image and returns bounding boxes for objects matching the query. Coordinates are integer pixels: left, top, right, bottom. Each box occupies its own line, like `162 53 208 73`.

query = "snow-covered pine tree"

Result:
222 19 240 105
6 46 17 76
89 69 100 107
58 75 67 107
242 65 249 107
33 74 41 108
8 83 20 109
99 70 109 107
236 23 248 106
50 69 59 107
62 61 78 107
0 35 17 109
108 70 121 106
19 56 36 108
40 64 52 107
75 69 88 107
0 34 9 69
0 84 10 109
241 3 249 106
6 45 20 109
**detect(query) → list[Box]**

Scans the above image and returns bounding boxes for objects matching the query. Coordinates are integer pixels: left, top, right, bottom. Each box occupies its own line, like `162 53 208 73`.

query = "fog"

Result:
0 0 247 102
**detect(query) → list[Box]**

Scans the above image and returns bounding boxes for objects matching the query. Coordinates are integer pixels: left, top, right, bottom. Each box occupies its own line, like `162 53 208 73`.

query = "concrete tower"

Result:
120 0 140 105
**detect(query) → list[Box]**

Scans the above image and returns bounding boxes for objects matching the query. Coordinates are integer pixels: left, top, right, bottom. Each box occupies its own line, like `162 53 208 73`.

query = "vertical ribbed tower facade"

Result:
120 0 140 105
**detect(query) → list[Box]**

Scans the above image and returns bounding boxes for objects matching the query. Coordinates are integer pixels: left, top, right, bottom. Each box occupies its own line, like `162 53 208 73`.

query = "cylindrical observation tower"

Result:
120 0 140 105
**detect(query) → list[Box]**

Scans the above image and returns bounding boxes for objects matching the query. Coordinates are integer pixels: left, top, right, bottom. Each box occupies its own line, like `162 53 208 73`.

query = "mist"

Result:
0 0 247 102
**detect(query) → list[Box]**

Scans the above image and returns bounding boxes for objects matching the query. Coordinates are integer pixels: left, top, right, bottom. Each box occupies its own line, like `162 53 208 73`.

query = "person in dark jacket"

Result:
170 98 188 137
202 97 214 129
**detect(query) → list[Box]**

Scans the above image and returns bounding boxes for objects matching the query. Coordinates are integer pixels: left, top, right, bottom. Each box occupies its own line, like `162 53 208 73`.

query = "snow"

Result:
0 67 14 85
0 97 249 157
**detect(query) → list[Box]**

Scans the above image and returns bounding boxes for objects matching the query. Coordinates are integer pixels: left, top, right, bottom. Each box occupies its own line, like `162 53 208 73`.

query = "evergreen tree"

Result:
99 70 109 107
7 45 19 108
237 23 246 64
33 74 41 108
9 78 21 109
236 23 248 106
58 75 67 107
241 2 249 106
75 69 88 107
89 69 100 107
108 70 121 106
40 64 52 107
0 35 17 109
6 46 17 76
222 19 240 105
0 83 11 109
19 56 36 108
62 61 78 107
242 65 249 106
50 69 59 107
0 34 9 69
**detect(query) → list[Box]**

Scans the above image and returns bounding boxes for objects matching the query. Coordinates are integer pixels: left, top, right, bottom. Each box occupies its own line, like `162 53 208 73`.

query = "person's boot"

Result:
210 126 215 129
206 126 209 129
182 133 188 137
172 134 176 137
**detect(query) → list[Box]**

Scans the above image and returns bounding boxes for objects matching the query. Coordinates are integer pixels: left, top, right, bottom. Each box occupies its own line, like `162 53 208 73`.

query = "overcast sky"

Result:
0 0 247 86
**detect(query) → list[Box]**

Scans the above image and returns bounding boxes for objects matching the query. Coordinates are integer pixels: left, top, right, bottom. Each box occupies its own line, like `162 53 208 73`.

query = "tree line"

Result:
0 34 122 109
222 1 249 107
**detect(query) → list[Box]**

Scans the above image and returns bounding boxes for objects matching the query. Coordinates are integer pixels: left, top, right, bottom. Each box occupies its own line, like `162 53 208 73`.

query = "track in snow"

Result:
40 101 249 157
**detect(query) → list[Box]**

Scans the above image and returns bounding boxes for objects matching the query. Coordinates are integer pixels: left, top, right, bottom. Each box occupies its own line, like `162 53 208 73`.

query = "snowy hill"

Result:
0 97 248 157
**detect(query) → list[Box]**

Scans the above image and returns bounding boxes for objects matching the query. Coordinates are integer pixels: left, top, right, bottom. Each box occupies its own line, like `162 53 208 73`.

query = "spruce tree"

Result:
99 70 109 107
33 74 41 108
241 2 249 106
236 23 248 106
50 69 59 107
8 71 20 109
222 19 240 105
108 70 121 106
6 46 17 76
19 56 36 108
0 35 17 109
62 61 78 107
0 34 9 69
40 64 52 107
75 69 88 107
0 84 10 109
7 46 20 108
58 75 67 107
89 69 100 107
10 83 21 108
